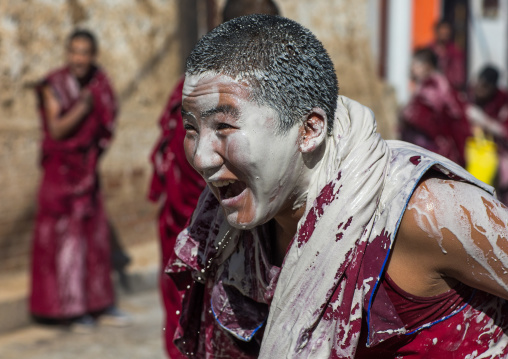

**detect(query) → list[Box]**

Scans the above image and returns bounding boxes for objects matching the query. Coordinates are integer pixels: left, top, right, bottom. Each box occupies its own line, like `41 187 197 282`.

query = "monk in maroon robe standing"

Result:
429 20 466 91
467 65 508 204
148 77 207 357
30 29 119 330
401 48 470 167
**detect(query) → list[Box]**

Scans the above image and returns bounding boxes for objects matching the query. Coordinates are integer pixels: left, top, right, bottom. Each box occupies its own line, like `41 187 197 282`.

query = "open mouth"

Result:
213 180 247 201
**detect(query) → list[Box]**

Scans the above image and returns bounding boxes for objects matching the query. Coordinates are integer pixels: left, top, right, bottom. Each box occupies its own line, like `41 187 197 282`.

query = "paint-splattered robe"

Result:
148 77 206 358
30 66 116 319
167 96 508 358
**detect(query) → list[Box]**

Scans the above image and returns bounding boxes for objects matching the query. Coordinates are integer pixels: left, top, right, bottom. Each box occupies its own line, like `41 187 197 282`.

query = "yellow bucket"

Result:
465 128 498 186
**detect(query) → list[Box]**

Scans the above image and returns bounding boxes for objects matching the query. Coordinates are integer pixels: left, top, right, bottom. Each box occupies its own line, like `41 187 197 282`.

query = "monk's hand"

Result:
80 88 94 111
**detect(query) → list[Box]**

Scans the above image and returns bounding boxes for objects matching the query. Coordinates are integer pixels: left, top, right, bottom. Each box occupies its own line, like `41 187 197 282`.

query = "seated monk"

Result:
166 15 508 358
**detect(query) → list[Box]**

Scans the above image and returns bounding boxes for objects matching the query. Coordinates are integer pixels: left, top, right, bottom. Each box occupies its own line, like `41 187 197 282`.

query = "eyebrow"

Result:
181 109 196 119
182 104 240 121
201 105 240 119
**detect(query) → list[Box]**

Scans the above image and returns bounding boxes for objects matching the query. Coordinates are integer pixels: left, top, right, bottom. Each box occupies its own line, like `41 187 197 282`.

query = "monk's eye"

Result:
217 123 235 131
184 123 197 132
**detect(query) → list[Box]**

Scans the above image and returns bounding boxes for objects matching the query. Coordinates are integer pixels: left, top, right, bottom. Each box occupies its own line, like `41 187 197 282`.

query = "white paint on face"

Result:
182 73 311 229
182 73 221 171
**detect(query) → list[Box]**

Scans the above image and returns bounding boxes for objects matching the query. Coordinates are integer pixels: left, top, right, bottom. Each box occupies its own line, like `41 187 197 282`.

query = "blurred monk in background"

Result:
400 48 470 167
31 29 128 332
430 20 466 91
467 65 508 204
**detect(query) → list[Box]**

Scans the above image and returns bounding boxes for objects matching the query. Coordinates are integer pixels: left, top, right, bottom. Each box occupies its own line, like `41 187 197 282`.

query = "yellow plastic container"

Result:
465 128 498 186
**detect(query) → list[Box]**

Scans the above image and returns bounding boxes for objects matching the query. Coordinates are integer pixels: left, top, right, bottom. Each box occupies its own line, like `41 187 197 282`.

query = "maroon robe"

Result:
30 66 117 319
470 88 508 204
148 77 206 358
401 72 471 166
430 41 466 90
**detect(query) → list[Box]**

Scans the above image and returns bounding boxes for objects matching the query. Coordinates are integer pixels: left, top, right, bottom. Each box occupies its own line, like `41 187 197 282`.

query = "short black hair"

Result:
479 65 499 87
67 29 98 54
413 47 439 69
185 15 339 134
222 0 280 22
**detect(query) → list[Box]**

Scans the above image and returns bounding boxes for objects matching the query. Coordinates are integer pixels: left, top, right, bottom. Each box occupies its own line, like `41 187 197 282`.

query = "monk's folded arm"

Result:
42 85 92 140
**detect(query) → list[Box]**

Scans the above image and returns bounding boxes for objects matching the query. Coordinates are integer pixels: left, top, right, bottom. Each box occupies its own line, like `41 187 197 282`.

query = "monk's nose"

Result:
192 135 224 176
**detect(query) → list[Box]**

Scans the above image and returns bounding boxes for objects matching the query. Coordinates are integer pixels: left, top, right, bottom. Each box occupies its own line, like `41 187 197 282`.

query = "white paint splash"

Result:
408 178 508 294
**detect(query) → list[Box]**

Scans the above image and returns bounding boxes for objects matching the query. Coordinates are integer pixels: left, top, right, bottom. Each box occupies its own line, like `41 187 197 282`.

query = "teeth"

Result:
212 180 235 188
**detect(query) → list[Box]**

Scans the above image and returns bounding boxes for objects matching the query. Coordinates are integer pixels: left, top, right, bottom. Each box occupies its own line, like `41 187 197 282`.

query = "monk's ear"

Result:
299 108 327 153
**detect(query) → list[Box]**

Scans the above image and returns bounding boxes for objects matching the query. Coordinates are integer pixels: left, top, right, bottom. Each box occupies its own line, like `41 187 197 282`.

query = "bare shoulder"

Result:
400 175 504 250
398 175 485 242
388 175 460 296
392 173 508 299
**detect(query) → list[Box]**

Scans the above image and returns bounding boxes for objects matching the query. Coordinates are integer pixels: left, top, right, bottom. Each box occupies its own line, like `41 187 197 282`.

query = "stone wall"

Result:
0 0 396 275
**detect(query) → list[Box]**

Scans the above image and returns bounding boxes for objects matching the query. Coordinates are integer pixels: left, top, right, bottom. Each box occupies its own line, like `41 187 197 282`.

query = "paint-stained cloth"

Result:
167 96 508 358
400 72 470 166
30 66 116 318
148 77 206 358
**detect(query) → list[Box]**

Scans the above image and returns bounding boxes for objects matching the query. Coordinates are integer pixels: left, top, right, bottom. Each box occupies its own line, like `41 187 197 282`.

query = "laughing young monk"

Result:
167 15 508 358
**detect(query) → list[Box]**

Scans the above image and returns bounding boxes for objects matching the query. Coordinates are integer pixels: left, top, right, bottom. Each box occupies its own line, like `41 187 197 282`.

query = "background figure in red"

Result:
400 48 471 166
148 78 207 358
31 29 125 332
430 20 466 91
467 65 508 204
148 1 279 357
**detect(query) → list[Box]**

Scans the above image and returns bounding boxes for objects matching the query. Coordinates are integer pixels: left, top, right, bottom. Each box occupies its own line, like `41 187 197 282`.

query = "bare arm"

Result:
466 104 507 138
388 176 508 300
42 85 93 140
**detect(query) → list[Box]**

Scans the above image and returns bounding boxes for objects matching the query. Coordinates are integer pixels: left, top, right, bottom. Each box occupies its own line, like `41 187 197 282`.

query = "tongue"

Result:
222 181 247 199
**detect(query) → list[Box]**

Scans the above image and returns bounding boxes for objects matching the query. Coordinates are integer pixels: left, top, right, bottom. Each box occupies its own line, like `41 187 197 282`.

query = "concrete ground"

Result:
0 240 169 358
0 289 166 359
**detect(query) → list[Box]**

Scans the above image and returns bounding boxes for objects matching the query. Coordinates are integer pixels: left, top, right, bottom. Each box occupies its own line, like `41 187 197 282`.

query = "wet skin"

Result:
182 74 330 265
181 74 311 231
389 175 508 299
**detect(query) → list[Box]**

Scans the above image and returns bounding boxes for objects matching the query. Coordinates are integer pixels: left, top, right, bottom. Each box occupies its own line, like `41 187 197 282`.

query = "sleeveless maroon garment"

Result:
356 273 508 358
382 273 473 332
